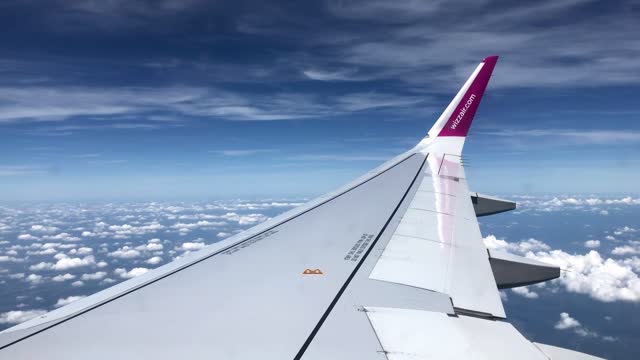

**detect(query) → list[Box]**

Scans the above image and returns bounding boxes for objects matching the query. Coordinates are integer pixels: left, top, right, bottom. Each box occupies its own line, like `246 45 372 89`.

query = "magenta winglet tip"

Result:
436 55 500 137
483 55 499 64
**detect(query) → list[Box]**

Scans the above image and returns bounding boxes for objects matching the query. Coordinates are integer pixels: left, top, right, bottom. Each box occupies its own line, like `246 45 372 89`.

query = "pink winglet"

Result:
438 56 499 137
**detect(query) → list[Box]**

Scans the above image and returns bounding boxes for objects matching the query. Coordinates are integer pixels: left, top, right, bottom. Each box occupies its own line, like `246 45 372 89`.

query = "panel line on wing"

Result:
292 155 428 360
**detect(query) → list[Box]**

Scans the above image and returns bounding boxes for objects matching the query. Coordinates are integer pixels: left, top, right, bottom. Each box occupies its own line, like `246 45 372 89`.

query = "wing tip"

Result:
435 55 499 138
482 55 499 63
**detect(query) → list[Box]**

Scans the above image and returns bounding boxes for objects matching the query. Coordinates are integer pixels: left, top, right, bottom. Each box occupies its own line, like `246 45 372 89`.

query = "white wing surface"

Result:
0 56 603 360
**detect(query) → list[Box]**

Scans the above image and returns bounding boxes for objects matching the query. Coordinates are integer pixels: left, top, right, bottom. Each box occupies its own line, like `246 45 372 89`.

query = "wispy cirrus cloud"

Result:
209 149 276 157
1 0 638 134
234 0 640 89
0 166 49 177
477 129 640 144
302 68 361 82
0 86 426 123
286 154 390 162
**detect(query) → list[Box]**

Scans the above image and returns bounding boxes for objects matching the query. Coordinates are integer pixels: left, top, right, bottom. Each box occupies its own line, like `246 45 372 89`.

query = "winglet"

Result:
427 56 498 140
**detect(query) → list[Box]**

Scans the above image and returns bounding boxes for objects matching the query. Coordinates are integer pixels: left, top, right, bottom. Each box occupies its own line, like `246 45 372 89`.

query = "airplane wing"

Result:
0 56 603 360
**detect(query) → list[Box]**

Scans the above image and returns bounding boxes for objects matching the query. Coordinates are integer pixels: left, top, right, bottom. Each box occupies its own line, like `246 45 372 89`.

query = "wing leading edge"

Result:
0 56 603 360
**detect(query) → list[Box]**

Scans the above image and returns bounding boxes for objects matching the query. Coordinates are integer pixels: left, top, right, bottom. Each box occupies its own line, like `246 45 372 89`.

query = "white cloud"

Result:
107 222 165 238
28 248 57 255
622 257 640 272
52 255 96 271
171 220 225 233
179 242 205 251
554 312 580 330
29 262 53 271
528 249 640 302
511 286 539 299
614 226 637 235
0 86 342 123
480 130 640 145
554 312 598 338
216 232 230 238
0 255 23 262
17 234 38 241
52 273 76 282
336 92 424 111
41 242 62 249
611 244 640 256
108 246 141 259
135 242 163 252
220 212 268 225
209 201 303 211
0 310 46 324
584 240 601 249
25 274 43 284
71 280 84 287
484 234 640 302
574 327 599 337
54 296 86 308
30 225 59 233
302 68 358 81
81 271 107 281
483 235 550 254
516 197 640 213
43 233 80 242
115 267 149 279
70 247 93 255
211 149 275 157
145 256 163 265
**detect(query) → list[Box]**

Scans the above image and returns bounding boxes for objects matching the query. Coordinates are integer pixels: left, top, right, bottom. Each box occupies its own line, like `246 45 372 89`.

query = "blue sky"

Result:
1 0 639 200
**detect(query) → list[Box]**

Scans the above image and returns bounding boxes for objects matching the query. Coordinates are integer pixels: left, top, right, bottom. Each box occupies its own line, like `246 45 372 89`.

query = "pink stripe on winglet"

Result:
438 56 498 137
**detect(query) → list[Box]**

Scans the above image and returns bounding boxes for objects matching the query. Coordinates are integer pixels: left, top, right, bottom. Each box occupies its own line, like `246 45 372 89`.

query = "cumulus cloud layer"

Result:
513 196 640 214
0 199 293 330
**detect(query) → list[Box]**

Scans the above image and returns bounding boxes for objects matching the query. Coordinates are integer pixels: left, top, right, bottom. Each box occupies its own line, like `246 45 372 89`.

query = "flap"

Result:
471 192 516 217
365 307 548 360
369 153 505 318
489 250 560 289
